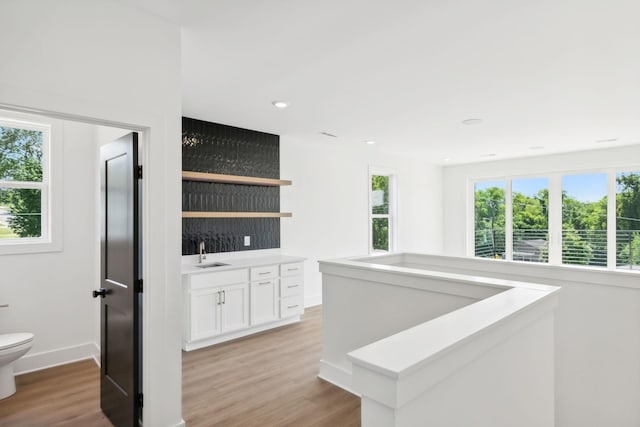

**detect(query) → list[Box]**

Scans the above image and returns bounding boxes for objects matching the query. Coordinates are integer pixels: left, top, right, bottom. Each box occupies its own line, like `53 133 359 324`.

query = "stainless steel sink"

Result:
196 262 229 269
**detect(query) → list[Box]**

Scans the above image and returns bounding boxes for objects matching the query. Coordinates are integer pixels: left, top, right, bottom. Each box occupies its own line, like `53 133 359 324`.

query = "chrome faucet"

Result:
199 241 207 264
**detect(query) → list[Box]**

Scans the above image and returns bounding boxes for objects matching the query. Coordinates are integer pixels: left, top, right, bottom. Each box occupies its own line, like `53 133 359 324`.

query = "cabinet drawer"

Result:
250 264 278 281
280 276 303 298
281 294 304 318
252 278 278 289
190 269 248 290
280 262 304 277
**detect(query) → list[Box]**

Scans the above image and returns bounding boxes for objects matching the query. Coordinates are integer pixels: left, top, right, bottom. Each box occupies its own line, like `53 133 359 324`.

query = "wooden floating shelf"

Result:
182 171 292 187
183 212 293 219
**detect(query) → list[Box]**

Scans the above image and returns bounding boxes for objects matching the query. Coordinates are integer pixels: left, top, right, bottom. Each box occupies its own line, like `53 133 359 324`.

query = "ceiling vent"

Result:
319 131 337 138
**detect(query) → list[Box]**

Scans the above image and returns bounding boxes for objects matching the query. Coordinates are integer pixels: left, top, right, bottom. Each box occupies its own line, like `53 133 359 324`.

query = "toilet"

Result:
0 333 34 400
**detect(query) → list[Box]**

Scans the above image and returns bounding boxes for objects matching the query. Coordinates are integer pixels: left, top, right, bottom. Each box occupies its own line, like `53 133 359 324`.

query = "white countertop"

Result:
182 255 306 275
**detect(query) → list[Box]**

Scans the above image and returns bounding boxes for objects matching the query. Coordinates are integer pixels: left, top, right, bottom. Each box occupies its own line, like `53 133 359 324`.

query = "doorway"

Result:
0 107 145 425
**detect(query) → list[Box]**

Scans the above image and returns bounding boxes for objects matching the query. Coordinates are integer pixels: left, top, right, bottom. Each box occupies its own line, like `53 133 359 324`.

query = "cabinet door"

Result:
220 283 249 332
190 288 221 340
250 279 278 325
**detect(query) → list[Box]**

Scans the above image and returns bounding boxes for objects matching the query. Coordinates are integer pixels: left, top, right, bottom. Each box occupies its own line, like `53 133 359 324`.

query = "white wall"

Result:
280 137 443 306
0 1 183 426
0 120 100 372
443 144 640 256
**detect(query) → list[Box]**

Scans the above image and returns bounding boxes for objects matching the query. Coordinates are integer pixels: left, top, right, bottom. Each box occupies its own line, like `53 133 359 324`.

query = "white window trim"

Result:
368 166 397 254
0 110 63 255
469 166 640 271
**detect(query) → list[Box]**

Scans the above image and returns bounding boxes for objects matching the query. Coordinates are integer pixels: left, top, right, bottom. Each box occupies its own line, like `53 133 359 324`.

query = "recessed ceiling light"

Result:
595 138 618 144
272 100 290 109
442 157 451 162
462 118 483 125
481 153 497 157
365 140 376 145
529 145 544 150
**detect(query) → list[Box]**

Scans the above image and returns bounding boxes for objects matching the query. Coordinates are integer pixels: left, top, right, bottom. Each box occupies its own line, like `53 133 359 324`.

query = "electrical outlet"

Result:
244 236 251 246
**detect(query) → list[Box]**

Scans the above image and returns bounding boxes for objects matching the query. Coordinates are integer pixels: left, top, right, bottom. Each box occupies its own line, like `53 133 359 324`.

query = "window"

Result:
616 171 640 270
562 174 607 267
474 181 505 258
0 111 61 254
471 169 640 271
512 178 549 263
369 170 395 253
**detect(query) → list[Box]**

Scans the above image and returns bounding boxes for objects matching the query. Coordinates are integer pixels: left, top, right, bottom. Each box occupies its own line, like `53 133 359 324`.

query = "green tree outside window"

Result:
0 126 43 238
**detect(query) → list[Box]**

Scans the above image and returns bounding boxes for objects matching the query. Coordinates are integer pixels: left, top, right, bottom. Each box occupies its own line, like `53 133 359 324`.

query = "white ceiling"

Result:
123 0 640 164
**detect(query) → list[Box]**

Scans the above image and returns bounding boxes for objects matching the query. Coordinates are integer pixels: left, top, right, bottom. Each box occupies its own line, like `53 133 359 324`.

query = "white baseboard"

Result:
318 359 360 396
183 316 301 351
305 294 322 307
14 342 100 375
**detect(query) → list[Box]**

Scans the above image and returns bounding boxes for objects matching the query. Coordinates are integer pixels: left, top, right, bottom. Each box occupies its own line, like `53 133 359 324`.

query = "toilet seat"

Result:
0 333 34 351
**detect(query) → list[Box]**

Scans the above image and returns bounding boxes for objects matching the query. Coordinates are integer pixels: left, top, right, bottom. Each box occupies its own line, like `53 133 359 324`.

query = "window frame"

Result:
368 166 397 254
0 110 62 255
469 166 640 271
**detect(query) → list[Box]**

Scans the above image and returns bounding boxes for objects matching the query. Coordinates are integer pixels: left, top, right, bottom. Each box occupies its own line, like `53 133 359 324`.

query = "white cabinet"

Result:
189 282 249 341
185 269 249 345
280 262 304 317
183 257 305 351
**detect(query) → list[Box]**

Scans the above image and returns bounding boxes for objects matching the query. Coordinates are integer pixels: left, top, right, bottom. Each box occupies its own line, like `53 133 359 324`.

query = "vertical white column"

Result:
607 171 616 270
466 178 475 257
505 179 513 260
548 174 563 265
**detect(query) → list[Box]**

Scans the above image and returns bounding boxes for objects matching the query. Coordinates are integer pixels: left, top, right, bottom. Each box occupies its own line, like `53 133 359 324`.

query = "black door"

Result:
95 133 142 427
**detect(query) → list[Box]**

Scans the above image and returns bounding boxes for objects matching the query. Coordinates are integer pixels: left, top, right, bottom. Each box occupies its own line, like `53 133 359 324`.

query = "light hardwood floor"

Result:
0 359 112 426
0 305 360 426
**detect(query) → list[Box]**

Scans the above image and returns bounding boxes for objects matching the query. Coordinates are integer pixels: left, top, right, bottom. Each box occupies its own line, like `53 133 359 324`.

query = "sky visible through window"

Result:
477 175 607 202
475 181 504 192
562 174 607 202
512 177 547 196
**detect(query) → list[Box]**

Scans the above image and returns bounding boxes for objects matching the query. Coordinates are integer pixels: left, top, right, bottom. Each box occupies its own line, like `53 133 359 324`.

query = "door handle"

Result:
93 288 108 298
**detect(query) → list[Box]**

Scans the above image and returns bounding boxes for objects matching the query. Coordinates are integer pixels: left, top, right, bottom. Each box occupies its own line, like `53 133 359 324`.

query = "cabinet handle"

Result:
258 271 270 275
287 304 299 309
287 268 298 271
0 304 8 308
258 281 271 285
222 290 226 304
217 291 221 305
287 285 298 288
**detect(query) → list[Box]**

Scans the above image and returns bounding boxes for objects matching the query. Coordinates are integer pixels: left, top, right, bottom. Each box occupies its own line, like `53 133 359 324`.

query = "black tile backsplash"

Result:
182 117 282 255
182 117 279 178
182 181 280 213
183 218 280 254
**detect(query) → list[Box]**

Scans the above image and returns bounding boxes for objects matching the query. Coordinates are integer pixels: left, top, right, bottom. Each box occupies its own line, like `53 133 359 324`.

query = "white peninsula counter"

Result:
319 253 560 427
